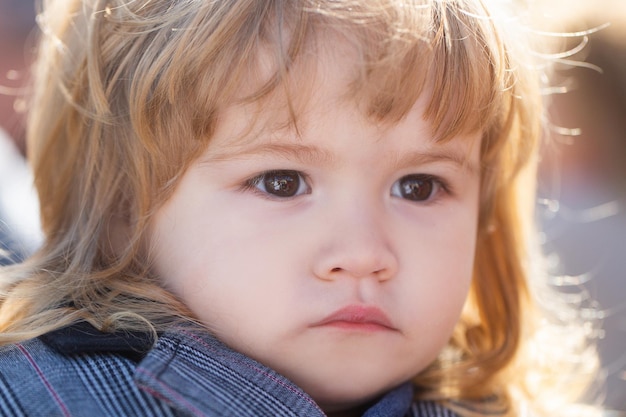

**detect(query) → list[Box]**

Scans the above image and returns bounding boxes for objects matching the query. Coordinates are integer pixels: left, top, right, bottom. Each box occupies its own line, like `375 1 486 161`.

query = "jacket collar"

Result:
39 320 154 362
134 328 415 417
41 323 415 416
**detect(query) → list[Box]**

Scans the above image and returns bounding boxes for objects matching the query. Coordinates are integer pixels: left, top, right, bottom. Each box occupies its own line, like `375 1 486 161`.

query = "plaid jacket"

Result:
0 323 460 417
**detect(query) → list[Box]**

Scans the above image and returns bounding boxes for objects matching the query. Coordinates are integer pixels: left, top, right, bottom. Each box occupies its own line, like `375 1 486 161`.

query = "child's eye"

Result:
391 174 443 202
245 170 310 198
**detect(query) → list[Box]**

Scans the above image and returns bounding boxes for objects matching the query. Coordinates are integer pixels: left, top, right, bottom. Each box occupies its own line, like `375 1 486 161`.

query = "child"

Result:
0 0 602 416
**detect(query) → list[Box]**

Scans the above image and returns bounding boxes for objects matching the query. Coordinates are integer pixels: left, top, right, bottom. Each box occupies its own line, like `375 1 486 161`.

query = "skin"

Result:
150 39 481 416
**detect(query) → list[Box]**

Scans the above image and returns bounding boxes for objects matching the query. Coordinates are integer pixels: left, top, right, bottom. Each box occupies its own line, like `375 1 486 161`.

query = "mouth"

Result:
311 305 396 332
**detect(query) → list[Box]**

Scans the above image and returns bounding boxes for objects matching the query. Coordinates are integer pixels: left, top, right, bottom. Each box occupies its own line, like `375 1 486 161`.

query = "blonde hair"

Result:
0 0 600 415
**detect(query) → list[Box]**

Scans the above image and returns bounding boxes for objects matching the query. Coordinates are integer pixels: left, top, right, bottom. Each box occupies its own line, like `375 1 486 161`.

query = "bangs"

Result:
81 0 537 205
222 0 514 145
307 0 510 143
144 1 516 145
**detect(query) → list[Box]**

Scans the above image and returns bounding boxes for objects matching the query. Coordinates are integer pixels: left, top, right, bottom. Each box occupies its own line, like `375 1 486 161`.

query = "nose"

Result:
312 207 398 282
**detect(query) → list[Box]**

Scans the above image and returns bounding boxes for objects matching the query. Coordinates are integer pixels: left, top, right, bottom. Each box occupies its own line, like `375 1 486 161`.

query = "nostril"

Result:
331 267 342 273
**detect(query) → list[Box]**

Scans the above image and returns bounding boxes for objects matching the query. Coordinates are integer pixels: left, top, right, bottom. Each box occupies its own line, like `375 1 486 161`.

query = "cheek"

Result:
395 263 472 374
158 212 308 331
396 216 476 330
400 264 472 331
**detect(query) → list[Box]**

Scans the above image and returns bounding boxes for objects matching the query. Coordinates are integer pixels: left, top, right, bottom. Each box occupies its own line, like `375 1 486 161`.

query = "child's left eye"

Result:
390 174 444 202
244 170 310 198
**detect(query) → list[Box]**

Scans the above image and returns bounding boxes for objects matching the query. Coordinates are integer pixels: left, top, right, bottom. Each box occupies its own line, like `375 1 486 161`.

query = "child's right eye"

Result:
243 170 311 198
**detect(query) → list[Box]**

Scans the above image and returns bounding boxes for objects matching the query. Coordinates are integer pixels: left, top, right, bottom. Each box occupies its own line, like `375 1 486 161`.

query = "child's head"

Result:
3 0 597 415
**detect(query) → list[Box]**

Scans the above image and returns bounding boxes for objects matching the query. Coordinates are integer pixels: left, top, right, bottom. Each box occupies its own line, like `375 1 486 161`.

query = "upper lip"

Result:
312 305 396 330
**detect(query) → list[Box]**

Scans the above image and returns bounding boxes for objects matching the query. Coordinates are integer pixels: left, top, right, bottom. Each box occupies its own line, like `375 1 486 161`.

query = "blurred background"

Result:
536 1 626 413
0 0 624 413
0 0 41 265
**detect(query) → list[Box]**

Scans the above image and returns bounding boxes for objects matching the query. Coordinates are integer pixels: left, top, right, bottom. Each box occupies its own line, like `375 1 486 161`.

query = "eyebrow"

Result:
203 143 336 166
389 148 479 175
203 141 478 174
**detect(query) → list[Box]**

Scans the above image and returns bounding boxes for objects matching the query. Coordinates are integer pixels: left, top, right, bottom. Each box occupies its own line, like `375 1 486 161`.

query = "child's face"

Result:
150 40 481 414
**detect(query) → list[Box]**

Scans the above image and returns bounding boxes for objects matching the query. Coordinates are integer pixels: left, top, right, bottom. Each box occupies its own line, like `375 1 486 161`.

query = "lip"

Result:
312 305 396 332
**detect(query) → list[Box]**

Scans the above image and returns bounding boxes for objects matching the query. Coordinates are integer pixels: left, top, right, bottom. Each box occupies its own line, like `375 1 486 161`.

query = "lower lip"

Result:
319 321 393 332
312 306 395 332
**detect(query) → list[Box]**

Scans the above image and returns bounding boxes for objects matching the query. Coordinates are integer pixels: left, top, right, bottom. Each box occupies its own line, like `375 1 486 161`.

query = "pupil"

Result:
264 171 299 197
401 176 433 201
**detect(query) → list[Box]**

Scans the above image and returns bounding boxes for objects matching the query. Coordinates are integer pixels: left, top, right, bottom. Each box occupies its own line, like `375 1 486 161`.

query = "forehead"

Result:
227 34 358 125
201 53 479 177
210 37 397 146
205 35 480 169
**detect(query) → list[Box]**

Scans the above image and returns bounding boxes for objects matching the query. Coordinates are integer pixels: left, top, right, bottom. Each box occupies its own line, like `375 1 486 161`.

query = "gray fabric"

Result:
0 328 460 416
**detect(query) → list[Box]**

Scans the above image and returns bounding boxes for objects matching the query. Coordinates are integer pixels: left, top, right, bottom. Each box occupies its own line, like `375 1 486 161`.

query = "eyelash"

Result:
241 170 451 202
